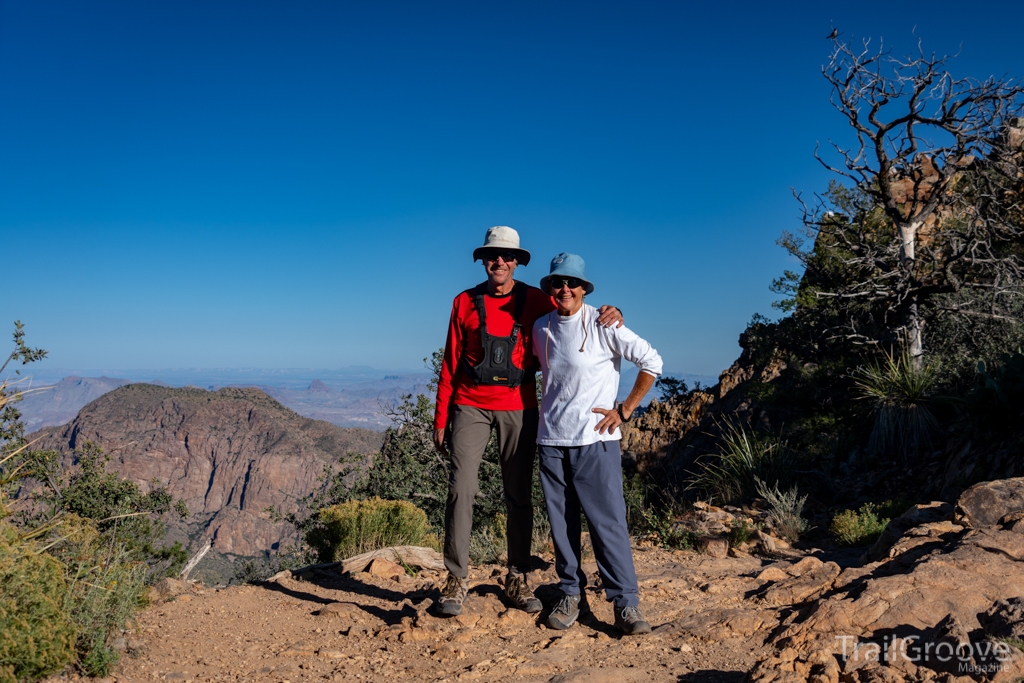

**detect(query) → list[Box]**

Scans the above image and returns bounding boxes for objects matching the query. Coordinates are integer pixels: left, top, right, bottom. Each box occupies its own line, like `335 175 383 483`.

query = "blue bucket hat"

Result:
540 253 595 294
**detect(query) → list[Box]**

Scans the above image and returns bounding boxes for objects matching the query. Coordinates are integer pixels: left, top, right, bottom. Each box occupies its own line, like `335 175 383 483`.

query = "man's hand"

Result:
433 428 448 456
596 305 624 328
592 406 623 434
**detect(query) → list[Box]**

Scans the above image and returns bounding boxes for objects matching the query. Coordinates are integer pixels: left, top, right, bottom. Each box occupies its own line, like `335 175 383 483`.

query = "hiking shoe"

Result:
614 605 651 635
437 573 469 617
546 593 583 630
504 571 542 614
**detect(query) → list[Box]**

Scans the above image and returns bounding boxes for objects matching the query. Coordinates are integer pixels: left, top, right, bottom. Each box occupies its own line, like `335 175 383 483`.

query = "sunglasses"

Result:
548 277 584 290
482 250 518 263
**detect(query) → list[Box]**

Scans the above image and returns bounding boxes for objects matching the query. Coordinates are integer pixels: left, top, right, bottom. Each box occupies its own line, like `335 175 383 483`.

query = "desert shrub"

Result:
621 474 695 549
830 503 891 547
755 477 808 542
727 518 757 547
305 497 428 563
689 422 798 504
469 512 507 565
854 348 942 460
46 515 148 676
0 520 76 683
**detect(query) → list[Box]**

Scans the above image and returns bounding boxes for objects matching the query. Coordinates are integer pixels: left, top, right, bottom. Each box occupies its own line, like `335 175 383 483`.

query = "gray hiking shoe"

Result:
614 605 651 635
437 573 469 617
546 593 584 630
504 571 542 614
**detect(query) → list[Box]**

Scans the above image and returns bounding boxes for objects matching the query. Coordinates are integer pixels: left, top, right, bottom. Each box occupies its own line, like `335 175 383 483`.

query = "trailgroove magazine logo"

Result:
837 635 1017 674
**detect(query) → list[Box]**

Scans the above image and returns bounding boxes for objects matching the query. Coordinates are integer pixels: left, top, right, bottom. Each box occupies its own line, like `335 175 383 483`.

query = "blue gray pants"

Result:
538 440 639 608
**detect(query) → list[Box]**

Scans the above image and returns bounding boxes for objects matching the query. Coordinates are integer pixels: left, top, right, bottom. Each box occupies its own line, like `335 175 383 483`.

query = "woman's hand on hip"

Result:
592 407 622 434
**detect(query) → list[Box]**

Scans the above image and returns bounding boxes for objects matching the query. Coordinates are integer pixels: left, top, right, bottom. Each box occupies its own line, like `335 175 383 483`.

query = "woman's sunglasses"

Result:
549 277 584 290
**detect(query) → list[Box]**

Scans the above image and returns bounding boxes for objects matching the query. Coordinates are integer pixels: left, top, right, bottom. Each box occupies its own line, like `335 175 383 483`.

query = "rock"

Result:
956 478 1024 528
864 502 953 563
658 607 774 640
761 560 840 607
365 558 405 580
756 566 789 582
756 530 777 554
148 577 189 602
980 597 1024 640
550 667 649 682
750 525 1024 681
697 535 729 558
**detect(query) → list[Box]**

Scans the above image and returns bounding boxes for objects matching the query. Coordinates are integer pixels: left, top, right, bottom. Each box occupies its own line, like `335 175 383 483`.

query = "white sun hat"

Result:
472 226 531 266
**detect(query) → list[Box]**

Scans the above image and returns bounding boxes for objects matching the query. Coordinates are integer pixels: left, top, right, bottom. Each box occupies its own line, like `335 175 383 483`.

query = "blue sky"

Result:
2 1 1022 376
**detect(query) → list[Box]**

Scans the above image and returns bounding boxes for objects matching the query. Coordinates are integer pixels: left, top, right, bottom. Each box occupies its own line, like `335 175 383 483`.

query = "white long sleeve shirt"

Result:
532 303 663 446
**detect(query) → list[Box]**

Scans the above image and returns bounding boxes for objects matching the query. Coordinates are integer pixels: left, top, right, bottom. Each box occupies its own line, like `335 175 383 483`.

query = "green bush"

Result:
305 497 428 563
0 520 77 683
830 503 892 547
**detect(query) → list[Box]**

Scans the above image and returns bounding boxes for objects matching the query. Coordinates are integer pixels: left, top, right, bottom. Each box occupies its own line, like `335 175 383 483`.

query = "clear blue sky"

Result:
3 1 1021 375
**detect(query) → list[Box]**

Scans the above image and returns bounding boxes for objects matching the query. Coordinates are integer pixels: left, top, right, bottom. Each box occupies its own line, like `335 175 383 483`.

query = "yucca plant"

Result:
853 347 941 461
688 421 798 505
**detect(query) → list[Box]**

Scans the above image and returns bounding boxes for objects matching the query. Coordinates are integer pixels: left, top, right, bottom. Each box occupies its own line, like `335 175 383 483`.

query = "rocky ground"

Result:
107 543 786 683
41 477 1024 683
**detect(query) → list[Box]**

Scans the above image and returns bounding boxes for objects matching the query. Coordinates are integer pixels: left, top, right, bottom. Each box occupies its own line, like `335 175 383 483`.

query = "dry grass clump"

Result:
306 497 429 563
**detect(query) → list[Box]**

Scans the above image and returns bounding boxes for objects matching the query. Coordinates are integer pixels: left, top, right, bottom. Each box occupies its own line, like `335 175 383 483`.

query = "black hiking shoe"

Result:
437 572 469 617
614 605 651 635
546 593 588 630
504 571 542 614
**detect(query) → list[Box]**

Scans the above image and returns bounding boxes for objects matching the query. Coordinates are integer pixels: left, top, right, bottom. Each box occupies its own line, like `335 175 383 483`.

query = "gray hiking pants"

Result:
538 440 640 608
443 405 537 578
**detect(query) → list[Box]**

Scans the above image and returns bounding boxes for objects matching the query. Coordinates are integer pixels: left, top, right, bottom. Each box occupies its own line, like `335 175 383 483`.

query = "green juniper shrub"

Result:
305 497 429 563
655 376 689 402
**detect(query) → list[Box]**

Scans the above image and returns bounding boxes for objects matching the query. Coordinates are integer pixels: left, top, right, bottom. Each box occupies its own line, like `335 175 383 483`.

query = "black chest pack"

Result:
459 282 532 387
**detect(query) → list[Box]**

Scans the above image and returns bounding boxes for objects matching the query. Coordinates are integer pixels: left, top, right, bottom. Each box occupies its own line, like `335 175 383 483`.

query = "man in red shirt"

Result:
433 226 622 616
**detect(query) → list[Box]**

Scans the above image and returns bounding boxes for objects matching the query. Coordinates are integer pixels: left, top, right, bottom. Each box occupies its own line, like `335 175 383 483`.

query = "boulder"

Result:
748 523 1024 682
863 501 953 563
980 597 1024 640
955 477 1024 528
148 577 189 602
366 558 405 580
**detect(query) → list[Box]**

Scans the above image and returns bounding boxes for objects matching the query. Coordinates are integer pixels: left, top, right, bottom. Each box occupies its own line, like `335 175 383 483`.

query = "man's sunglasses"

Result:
482 250 518 263
548 277 584 290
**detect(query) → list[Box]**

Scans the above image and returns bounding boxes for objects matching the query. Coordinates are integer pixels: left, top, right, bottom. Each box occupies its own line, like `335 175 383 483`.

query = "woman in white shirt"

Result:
531 253 662 635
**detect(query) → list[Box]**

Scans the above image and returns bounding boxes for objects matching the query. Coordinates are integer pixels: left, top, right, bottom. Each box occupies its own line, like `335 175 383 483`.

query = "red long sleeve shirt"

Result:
434 282 556 429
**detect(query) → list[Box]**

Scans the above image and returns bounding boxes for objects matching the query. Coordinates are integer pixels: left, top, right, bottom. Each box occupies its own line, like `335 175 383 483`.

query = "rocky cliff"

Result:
29 384 383 558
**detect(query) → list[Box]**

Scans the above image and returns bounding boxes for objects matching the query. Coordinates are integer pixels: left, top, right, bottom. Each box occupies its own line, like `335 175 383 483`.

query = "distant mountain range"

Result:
15 370 432 433
13 368 717 434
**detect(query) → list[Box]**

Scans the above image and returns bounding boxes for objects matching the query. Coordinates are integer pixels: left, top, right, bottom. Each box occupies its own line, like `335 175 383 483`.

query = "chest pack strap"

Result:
459 282 531 387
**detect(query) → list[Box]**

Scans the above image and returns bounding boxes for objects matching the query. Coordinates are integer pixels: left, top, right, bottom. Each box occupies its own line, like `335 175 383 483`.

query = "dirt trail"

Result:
99 546 795 683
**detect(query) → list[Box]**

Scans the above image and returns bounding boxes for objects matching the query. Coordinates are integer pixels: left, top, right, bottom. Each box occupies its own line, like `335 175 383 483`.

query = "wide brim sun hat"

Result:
540 252 595 294
472 226 531 266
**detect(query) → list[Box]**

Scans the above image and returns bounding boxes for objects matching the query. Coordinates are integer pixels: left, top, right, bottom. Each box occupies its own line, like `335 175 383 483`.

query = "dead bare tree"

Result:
783 34 1024 366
